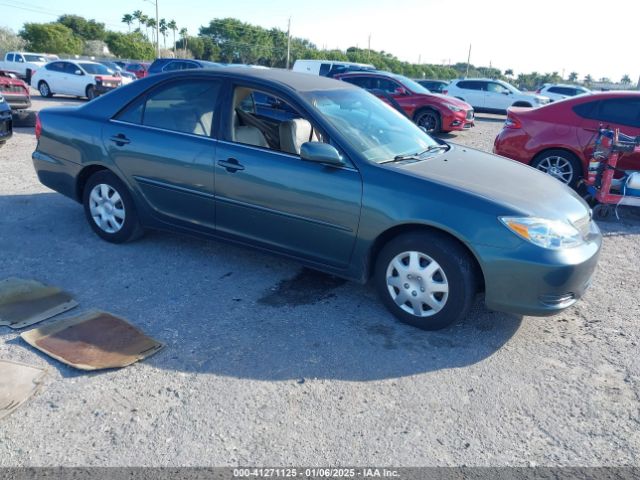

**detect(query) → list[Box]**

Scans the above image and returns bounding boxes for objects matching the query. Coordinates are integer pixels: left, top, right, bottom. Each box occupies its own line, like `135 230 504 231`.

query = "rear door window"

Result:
341 76 372 89
7 54 14 62
457 81 486 91
319 63 331 76
115 79 221 137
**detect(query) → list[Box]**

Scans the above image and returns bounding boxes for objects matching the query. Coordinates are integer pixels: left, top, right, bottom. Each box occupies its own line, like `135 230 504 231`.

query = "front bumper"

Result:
0 107 12 144
94 83 120 96
443 109 474 131
478 221 602 316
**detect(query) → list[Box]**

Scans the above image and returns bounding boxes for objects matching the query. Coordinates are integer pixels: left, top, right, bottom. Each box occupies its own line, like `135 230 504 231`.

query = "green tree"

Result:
179 27 188 56
584 74 593 86
105 31 154 60
0 26 26 52
132 10 144 31
20 23 83 55
621 74 631 85
122 14 134 33
57 15 106 41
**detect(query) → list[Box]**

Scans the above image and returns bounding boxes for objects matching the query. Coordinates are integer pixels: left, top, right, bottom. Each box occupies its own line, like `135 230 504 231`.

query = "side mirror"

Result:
300 142 345 167
501 90 510 95
393 87 408 96
75 70 83 75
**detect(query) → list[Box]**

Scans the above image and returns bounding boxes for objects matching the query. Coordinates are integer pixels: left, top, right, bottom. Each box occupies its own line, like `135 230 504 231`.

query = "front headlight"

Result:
500 217 584 249
445 103 463 112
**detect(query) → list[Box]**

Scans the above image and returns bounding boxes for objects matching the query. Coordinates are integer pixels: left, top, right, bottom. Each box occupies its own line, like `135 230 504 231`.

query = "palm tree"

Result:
504 69 514 78
584 74 593 86
168 20 177 56
122 14 133 32
147 18 157 44
159 18 168 50
568 72 578 83
621 74 631 85
140 15 150 40
132 10 143 32
179 27 188 56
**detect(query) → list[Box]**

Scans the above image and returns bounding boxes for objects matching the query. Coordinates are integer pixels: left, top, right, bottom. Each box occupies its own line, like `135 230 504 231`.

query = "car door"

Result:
214 83 362 267
485 82 513 110
103 77 221 231
576 97 640 171
64 63 87 96
40 61 63 92
456 81 485 109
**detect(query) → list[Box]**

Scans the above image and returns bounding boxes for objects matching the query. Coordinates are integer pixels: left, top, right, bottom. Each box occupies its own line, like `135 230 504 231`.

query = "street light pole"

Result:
155 0 160 57
286 17 291 69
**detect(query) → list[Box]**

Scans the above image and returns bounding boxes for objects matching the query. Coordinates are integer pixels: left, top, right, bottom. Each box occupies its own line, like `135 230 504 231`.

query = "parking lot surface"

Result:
0 97 639 466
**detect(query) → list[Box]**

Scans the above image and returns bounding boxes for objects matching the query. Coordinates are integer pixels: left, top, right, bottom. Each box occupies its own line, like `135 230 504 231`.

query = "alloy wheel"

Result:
535 155 574 184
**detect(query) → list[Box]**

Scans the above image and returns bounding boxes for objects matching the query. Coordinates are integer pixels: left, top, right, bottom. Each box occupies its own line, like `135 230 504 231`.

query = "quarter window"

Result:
596 98 640 128
7 54 14 62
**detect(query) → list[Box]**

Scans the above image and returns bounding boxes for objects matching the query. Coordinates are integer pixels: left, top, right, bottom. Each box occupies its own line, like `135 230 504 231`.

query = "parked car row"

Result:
32 67 602 331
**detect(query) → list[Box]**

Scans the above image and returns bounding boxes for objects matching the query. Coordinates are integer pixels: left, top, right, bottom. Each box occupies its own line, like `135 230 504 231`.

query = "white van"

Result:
292 59 375 77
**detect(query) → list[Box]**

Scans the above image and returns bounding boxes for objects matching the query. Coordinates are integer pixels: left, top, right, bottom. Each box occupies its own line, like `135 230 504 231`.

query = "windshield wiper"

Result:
381 144 449 164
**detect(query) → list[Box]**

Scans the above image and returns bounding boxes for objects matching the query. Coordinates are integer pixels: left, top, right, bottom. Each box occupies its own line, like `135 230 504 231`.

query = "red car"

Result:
334 71 474 134
0 69 30 110
494 91 640 188
125 62 150 79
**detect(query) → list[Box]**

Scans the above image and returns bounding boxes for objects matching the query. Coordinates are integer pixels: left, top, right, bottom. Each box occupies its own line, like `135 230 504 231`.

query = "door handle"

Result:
217 158 245 172
110 134 131 146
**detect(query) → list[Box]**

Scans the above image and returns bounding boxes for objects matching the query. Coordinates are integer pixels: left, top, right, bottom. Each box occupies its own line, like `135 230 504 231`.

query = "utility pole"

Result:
286 17 291 69
155 0 160 57
465 43 471 78
367 33 371 61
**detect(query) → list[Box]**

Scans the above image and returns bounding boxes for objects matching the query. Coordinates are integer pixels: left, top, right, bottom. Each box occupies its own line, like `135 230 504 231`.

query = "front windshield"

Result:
79 63 113 75
303 88 439 163
500 81 520 93
395 75 432 95
24 55 47 62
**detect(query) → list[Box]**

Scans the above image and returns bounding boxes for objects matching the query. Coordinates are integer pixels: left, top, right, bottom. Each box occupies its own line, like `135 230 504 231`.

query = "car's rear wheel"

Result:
374 231 476 330
531 149 582 188
38 81 52 98
86 85 96 100
82 170 143 243
414 109 441 134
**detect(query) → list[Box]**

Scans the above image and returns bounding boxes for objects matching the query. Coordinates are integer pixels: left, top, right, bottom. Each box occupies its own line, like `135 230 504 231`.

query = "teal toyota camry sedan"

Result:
32 68 601 330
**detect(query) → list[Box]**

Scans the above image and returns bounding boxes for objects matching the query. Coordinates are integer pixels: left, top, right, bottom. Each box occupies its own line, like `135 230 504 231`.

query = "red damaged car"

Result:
0 69 31 110
334 71 474 134
494 91 640 188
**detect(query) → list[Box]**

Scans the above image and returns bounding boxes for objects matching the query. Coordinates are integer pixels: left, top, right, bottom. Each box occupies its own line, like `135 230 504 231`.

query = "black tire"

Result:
374 231 476 330
12 110 37 128
414 109 441 134
82 170 144 243
38 81 52 98
531 149 582 189
86 85 96 101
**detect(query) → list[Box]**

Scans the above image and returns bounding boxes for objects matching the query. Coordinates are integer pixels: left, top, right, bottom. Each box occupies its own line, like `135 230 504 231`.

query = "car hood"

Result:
396 144 590 223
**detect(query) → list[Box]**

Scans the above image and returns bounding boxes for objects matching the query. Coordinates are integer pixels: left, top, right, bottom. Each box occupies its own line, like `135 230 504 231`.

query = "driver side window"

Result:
231 87 328 157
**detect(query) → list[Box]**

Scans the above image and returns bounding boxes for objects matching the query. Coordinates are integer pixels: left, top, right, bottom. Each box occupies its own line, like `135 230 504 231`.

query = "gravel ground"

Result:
0 97 639 467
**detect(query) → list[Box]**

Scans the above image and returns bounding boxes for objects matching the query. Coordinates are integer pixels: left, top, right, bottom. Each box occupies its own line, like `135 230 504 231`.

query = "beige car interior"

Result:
232 87 319 155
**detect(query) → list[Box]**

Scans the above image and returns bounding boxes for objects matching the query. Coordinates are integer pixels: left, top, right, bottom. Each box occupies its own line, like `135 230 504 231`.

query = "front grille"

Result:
466 109 474 120
0 85 24 94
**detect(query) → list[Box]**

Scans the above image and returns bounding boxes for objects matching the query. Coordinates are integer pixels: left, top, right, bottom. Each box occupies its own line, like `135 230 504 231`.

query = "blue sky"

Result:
2 0 638 83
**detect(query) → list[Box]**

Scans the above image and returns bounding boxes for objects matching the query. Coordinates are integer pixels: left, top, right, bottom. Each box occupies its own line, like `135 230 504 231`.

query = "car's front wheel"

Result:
86 85 97 100
414 109 441 134
82 170 143 243
374 231 476 330
38 81 52 98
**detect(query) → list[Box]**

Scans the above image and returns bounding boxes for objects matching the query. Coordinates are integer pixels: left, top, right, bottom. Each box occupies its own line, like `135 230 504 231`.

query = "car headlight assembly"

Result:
499 217 584 249
445 103 463 112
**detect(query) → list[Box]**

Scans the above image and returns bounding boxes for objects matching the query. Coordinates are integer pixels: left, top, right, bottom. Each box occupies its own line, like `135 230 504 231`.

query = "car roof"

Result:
182 67 357 92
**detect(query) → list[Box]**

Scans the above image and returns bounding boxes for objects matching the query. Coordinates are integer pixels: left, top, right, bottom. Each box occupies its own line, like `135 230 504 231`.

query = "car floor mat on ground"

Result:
0 278 78 329
20 310 164 371
0 360 46 421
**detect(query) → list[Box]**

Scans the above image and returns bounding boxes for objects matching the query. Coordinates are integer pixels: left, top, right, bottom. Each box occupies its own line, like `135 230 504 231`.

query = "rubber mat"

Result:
0 278 78 329
0 360 46 421
21 310 163 371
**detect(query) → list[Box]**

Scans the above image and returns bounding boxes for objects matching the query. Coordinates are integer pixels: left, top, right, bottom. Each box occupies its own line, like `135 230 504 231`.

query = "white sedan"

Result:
30 60 122 100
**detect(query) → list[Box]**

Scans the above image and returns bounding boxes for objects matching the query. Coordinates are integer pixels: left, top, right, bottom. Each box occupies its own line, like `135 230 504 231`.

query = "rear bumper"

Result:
3 94 31 110
32 150 81 201
479 221 602 316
